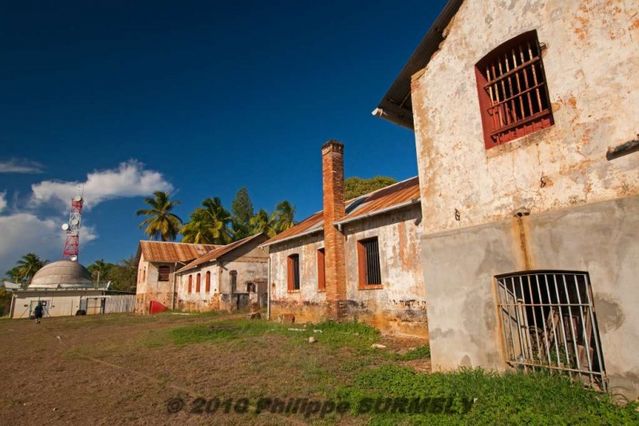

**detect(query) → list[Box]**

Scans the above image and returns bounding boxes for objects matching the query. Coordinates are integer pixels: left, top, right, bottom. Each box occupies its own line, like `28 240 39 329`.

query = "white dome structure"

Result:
29 260 93 289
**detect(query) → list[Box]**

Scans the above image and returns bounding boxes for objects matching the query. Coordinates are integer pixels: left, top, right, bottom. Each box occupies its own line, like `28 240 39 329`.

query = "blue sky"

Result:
0 0 446 272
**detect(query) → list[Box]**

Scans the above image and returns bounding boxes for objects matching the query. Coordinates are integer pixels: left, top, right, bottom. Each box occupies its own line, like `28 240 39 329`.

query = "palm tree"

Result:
181 197 232 244
87 259 112 284
249 209 274 237
271 201 295 234
7 253 47 286
136 191 182 241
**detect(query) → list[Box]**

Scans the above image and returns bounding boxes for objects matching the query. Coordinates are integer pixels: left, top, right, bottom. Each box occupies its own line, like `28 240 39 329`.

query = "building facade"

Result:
265 142 428 337
174 234 269 312
375 0 638 398
135 241 217 313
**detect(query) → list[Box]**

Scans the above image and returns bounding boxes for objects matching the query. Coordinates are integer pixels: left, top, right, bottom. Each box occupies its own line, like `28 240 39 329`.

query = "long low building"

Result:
10 260 135 319
262 141 427 338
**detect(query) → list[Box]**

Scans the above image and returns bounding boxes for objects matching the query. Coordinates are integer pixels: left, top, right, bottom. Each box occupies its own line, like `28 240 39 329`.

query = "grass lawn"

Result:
1 312 636 425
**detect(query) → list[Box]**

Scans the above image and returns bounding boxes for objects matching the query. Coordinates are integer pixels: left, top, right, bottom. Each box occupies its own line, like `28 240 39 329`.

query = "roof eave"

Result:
260 227 323 249
334 198 421 228
373 0 464 129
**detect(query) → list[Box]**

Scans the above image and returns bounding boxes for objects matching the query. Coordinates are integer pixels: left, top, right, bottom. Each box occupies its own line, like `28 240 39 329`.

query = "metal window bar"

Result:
482 34 551 144
364 239 381 285
495 271 607 391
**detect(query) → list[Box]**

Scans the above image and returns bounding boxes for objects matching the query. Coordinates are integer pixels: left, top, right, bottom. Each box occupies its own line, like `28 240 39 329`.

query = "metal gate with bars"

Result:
495 270 607 390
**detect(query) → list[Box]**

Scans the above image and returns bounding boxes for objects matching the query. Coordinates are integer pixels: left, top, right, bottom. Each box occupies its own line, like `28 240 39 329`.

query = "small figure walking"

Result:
34 302 44 324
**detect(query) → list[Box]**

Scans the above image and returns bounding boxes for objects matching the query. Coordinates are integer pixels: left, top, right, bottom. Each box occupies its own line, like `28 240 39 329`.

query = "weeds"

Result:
335 365 639 425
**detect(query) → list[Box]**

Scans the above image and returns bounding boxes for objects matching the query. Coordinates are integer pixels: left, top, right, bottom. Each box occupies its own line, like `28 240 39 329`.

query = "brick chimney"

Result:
322 140 347 319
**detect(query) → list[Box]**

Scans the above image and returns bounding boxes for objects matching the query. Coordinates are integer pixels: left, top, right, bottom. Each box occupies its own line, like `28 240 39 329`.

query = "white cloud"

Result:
0 213 97 274
30 160 173 210
0 192 6 213
0 158 44 174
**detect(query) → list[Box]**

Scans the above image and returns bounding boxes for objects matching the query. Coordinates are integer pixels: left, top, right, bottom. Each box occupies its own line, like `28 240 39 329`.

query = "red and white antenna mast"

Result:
62 195 83 261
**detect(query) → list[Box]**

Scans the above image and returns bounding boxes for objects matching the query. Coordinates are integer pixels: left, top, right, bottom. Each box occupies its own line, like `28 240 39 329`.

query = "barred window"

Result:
287 254 300 291
317 248 326 291
475 30 553 148
358 237 382 287
230 270 238 294
158 265 170 281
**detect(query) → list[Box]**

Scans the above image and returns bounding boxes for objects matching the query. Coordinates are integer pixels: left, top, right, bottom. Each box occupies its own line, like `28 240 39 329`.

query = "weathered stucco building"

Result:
375 0 638 397
135 241 217 313
174 233 269 312
264 141 427 337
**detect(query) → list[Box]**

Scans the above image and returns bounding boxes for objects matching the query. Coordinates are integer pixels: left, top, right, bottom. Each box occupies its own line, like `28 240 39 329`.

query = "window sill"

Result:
317 289 326 293
358 284 384 290
287 290 301 294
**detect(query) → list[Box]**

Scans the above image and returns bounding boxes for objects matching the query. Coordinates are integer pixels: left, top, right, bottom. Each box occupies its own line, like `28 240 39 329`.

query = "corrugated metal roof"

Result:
263 177 420 247
176 233 268 273
138 241 218 263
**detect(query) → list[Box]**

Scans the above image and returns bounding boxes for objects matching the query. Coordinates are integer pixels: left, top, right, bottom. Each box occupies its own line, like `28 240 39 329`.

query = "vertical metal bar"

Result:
511 49 526 121
584 274 606 389
512 277 527 365
543 274 561 367
534 274 552 366
518 45 534 116
527 41 543 113
503 52 518 125
562 274 582 374
573 274 594 385
499 279 516 362
486 66 499 132
526 274 542 363
518 275 533 363
552 274 572 376
490 63 504 130
497 58 511 125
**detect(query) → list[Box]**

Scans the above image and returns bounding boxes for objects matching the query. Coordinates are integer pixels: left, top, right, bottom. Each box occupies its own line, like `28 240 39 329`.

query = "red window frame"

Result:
196 273 201 293
188 275 192 294
158 265 170 281
205 271 211 293
287 254 300 292
357 237 382 289
317 248 326 291
475 30 553 148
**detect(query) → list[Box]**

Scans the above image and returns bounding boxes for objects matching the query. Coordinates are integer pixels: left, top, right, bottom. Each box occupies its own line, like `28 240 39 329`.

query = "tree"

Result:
86 257 137 293
136 191 183 241
87 259 112 285
231 187 254 240
181 197 232 244
107 256 137 292
344 176 397 200
6 253 47 286
270 201 295 235
249 209 274 237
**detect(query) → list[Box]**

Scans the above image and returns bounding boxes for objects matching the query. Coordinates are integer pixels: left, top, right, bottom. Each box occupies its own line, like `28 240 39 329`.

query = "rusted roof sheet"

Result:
262 177 420 247
177 233 268 273
342 176 419 221
138 241 218 263
260 211 324 246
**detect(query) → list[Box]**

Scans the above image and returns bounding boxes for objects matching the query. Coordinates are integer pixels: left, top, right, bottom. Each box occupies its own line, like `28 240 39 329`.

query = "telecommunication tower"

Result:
62 195 83 261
